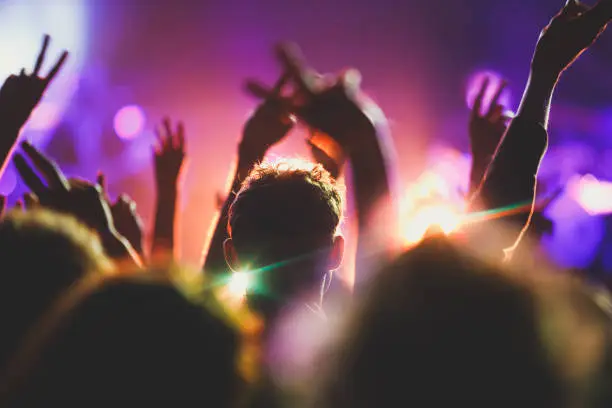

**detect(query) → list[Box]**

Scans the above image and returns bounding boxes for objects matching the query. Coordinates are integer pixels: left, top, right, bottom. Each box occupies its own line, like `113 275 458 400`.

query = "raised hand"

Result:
307 131 344 179
97 173 144 256
0 35 68 133
532 0 612 80
154 118 186 191
241 73 294 162
246 43 377 154
13 143 141 264
469 77 511 193
13 142 113 234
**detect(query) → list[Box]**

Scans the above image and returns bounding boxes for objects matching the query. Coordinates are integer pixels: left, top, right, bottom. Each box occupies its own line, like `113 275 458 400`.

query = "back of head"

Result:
228 159 343 316
2 272 242 408
316 237 568 408
0 209 112 369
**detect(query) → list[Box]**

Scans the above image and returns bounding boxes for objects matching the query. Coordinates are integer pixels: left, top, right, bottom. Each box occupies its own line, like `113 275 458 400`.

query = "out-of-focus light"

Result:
571 174 612 215
0 166 17 196
0 1 87 145
399 169 466 247
114 105 145 140
402 203 463 246
466 70 512 113
543 184 604 269
29 102 61 131
227 271 251 300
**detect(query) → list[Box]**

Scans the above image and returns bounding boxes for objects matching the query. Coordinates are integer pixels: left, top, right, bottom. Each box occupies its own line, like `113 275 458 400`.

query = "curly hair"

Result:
228 158 343 265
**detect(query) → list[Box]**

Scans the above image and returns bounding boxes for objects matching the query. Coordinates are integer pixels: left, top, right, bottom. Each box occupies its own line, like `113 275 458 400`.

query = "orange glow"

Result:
400 170 465 247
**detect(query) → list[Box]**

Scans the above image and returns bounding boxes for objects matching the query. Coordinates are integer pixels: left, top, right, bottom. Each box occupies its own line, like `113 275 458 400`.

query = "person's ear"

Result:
223 238 241 272
328 235 345 271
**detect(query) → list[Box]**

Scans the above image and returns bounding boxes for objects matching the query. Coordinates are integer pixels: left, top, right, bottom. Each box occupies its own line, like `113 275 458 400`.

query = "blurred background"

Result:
3 0 612 276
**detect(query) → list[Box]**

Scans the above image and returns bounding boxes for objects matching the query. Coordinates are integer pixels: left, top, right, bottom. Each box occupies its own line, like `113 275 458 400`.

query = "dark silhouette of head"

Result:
0 272 243 408
0 209 112 370
225 159 344 321
315 237 590 408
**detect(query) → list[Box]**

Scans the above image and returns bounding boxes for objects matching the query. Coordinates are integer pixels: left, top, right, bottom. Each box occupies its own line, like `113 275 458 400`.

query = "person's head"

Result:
315 237 606 408
0 209 112 369
0 271 244 408
224 159 344 319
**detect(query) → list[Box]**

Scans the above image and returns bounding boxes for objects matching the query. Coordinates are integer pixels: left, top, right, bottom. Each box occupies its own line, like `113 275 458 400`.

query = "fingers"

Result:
472 77 490 119
163 117 172 141
20 141 69 190
44 50 68 86
486 80 508 118
245 79 274 100
339 68 362 97
175 121 185 152
275 42 316 96
33 34 50 76
489 104 504 122
14 154 48 198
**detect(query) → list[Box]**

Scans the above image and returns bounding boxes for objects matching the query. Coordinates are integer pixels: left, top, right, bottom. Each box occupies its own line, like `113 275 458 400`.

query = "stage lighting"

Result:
114 105 146 140
0 0 87 145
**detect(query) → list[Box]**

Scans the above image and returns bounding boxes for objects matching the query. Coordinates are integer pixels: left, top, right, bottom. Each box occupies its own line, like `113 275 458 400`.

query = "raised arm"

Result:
271 45 398 282
0 35 67 177
202 85 293 276
151 118 187 259
469 0 612 253
13 142 142 267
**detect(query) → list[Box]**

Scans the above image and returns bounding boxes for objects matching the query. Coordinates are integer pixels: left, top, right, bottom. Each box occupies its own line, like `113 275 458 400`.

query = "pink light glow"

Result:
571 174 612 215
113 105 146 140
29 102 61 131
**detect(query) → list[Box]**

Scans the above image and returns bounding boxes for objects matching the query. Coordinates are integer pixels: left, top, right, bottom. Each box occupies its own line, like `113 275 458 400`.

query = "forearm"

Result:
202 153 261 276
469 72 555 251
152 185 178 256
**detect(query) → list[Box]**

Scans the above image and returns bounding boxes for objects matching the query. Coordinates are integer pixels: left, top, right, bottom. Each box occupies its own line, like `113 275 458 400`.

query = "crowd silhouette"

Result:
0 1 611 407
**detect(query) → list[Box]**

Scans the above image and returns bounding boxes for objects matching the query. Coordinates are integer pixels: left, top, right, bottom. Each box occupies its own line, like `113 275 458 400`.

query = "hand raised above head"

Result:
241 73 294 160
154 118 187 190
13 141 113 236
469 76 512 163
532 0 612 80
246 43 384 155
0 34 68 133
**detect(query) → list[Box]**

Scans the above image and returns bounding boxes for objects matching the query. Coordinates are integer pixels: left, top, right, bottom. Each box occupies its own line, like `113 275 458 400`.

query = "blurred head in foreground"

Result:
225 159 344 321
0 209 112 370
0 271 244 408
315 236 611 408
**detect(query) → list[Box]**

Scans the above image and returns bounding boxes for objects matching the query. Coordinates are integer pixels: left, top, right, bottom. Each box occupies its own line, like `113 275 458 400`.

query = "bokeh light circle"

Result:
114 105 146 140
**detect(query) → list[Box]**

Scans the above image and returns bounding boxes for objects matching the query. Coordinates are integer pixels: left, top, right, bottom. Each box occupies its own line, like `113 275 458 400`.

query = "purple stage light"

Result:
114 105 146 140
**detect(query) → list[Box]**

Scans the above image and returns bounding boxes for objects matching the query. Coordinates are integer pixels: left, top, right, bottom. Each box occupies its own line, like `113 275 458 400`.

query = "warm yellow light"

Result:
227 272 251 300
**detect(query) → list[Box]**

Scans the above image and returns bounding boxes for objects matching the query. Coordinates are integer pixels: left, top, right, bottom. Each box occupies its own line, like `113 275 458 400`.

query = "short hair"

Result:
228 159 343 265
0 209 112 369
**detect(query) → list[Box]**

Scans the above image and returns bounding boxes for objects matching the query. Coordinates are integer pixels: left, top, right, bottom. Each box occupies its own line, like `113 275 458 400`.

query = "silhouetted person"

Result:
0 272 242 408
0 209 112 370
224 159 344 325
